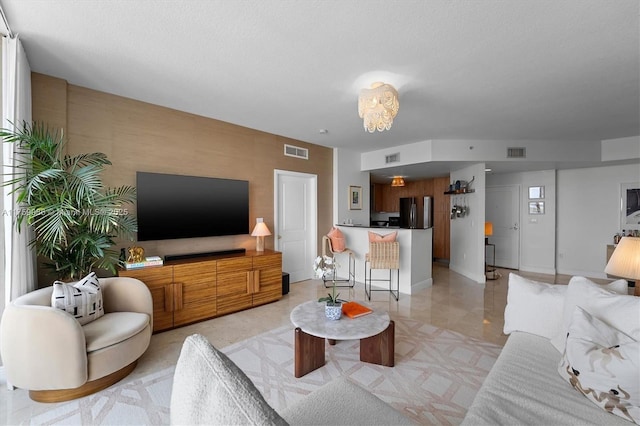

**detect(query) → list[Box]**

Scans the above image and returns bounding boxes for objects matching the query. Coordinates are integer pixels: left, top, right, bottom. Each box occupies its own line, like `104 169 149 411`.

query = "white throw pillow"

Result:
550 276 636 353
558 306 639 424
51 272 104 325
503 273 567 339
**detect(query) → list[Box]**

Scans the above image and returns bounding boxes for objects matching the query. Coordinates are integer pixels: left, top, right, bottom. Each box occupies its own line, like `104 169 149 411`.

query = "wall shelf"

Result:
444 189 475 195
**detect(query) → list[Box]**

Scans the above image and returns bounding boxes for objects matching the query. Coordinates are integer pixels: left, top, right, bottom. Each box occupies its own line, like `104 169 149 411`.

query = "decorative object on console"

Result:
124 255 163 270
127 246 145 263
391 176 405 187
251 218 271 252
0 122 137 280
605 236 640 296
358 81 399 133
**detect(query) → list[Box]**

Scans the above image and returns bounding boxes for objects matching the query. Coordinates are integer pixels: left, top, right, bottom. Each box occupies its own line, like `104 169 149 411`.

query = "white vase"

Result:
325 302 342 320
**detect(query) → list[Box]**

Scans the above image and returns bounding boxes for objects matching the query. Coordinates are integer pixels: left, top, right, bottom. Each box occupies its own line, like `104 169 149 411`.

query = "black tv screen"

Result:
136 172 249 241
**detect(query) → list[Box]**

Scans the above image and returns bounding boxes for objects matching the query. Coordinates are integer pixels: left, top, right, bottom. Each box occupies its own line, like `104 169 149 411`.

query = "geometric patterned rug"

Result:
25 318 502 425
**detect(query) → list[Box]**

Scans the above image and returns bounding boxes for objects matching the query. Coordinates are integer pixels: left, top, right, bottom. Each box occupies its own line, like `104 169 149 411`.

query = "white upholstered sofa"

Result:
462 274 638 425
0 276 153 402
170 333 414 425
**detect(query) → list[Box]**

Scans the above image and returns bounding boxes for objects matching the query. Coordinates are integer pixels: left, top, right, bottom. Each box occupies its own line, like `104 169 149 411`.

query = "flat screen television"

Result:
136 172 249 241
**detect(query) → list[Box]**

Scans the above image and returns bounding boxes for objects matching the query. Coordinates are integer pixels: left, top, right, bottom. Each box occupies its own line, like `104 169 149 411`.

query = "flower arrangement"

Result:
313 255 341 305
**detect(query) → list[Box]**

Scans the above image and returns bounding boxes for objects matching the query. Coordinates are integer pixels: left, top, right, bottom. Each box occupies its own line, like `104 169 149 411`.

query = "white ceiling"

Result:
2 0 639 179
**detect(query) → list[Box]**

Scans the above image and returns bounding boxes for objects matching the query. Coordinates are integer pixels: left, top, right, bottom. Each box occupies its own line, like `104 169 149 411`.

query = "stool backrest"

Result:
368 242 400 270
322 235 333 257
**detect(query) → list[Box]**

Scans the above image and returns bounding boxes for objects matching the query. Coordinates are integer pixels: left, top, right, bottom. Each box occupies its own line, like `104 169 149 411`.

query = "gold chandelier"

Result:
358 82 399 133
391 176 405 187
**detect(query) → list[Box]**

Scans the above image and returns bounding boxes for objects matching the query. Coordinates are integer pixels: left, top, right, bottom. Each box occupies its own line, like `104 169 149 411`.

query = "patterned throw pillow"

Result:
558 306 639 424
51 272 104 325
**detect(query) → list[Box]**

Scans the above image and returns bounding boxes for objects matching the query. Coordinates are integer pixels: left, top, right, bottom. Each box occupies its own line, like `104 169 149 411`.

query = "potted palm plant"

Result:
1 122 137 281
314 255 342 320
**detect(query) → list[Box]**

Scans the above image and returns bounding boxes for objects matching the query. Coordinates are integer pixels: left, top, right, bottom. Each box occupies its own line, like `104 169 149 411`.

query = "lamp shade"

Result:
251 219 271 252
484 222 493 236
391 176 405 187
605 237 640 280
251 222 271 237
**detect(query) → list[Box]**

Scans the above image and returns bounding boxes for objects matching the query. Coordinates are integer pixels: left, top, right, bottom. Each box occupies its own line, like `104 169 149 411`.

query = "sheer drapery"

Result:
1 35 35 321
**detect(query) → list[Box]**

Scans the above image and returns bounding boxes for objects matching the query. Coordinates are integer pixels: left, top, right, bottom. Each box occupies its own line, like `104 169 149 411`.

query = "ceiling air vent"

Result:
507 147 526 158
284 144 309 160
385 153 400 164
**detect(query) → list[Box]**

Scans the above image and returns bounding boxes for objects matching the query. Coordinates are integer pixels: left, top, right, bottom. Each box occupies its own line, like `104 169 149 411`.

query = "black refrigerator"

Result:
399 196 433 229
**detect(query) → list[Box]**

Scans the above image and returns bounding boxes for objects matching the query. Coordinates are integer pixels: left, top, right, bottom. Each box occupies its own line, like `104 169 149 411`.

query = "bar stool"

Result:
321 235 355 288
364 241 399 300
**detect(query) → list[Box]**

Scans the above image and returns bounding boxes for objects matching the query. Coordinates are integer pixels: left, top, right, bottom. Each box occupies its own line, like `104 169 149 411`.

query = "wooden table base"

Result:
294 321 395 378
361 320 395 366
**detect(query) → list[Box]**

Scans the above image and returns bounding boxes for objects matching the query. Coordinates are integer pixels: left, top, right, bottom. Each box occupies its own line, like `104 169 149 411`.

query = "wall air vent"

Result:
507 147 526 158
385 153 400 164
284 144 309 160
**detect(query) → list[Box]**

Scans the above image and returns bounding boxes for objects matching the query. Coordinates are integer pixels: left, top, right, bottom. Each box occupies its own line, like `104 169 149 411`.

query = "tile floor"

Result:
0 263 620 423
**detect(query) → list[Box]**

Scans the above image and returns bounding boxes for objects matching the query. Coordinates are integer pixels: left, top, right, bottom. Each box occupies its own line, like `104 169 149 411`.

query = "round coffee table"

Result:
290 300 395 378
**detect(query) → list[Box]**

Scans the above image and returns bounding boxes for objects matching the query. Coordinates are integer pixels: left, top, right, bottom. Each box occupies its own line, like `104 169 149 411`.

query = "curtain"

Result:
1 35 35 321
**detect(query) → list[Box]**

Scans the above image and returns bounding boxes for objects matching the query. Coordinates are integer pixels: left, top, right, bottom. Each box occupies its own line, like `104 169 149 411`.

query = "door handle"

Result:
510 223 519 230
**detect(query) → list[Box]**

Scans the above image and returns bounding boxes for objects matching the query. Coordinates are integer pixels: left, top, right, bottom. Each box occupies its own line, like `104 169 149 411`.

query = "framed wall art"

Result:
348 185 362 210
528 186 544 199
528 201 545 215
621 182 640 230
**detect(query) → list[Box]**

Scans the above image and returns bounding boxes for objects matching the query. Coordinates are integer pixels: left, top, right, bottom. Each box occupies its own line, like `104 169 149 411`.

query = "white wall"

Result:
557 163 639 278
487 163 639 278
449 163 486 283
486 170 557 275
333 148 370 226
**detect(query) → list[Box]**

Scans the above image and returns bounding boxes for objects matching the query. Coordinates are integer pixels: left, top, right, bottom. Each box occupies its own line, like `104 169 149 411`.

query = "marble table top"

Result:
290 300 390 340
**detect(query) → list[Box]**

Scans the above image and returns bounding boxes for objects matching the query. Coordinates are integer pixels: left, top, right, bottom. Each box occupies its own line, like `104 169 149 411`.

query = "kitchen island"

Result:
334 225 432 295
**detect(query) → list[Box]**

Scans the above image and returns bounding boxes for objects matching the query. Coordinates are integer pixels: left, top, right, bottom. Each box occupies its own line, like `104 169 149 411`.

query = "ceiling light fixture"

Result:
358 82 399 133
391 176 405 187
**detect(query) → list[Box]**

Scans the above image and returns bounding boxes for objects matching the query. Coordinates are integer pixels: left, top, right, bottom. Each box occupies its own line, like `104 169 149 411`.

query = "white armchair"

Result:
0 276 153 402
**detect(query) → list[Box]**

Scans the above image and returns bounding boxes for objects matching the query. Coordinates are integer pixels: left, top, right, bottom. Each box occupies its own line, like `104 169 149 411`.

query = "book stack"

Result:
341 301 373 319
124 256 164 270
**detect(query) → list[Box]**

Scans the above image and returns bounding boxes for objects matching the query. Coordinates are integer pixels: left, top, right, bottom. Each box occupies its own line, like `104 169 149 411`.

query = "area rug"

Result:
26 318 502 425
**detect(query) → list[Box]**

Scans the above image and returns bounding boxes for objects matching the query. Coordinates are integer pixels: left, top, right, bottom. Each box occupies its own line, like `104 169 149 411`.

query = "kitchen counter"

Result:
334 225 432 295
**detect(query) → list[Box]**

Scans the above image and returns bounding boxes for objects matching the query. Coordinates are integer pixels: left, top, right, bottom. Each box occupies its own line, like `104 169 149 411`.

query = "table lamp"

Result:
484 222 493 245
605 236 640 296
251 218 271 252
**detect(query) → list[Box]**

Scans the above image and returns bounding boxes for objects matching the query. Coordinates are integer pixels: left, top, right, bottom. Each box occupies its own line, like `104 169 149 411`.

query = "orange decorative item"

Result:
342 301 373 319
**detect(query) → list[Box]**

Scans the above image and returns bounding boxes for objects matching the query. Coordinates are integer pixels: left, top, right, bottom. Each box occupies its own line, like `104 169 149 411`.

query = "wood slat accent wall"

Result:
31 73 333 284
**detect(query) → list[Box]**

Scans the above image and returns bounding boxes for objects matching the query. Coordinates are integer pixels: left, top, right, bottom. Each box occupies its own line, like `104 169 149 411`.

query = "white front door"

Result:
486 185 520 269
274 170 317 283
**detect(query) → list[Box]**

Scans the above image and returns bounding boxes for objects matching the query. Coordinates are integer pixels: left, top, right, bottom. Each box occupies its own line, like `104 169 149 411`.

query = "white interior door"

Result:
486 185 520 269
274 170 317 283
